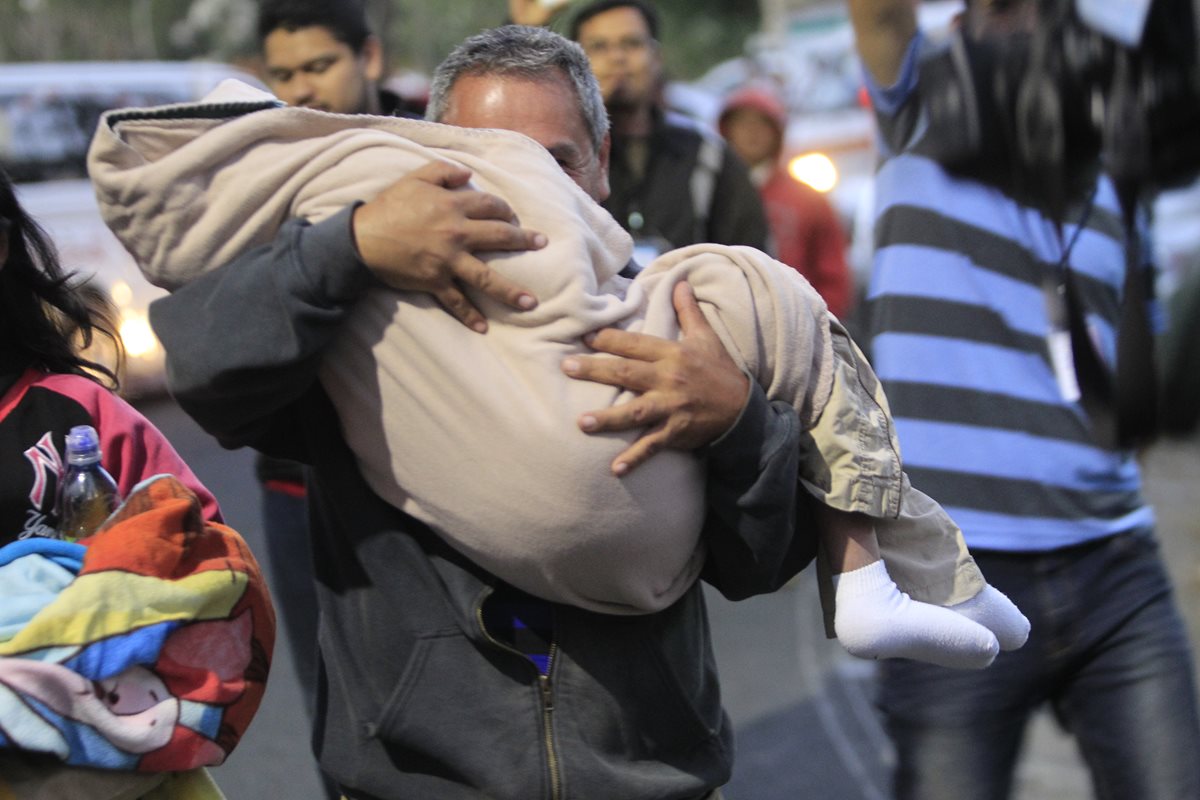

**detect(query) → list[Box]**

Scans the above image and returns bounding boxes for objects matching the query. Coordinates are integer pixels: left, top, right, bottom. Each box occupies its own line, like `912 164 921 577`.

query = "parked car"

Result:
0 61 265 397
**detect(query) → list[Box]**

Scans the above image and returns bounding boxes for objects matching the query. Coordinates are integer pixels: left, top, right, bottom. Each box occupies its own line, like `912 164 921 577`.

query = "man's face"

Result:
440 72 611 202
575 6 661 112
262 25 382 114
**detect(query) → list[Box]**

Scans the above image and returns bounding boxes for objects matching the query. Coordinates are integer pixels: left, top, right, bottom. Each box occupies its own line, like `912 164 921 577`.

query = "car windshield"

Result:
0 88 183 183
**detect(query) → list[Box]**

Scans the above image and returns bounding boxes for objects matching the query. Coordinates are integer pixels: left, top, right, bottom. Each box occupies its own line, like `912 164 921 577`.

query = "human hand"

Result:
352 161 545 332
508 0 571 27
561 281 751 475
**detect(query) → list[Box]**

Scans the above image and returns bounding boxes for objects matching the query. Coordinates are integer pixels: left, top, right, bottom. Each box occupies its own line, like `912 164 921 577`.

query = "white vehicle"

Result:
0 61 266 397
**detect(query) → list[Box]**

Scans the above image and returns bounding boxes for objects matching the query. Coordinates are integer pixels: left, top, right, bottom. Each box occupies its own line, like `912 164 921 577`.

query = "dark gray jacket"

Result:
150 206 817 800
605 111 771 253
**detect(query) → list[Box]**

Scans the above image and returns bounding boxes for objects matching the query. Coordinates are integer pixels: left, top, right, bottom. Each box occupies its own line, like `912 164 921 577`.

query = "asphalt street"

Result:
136 397 1200 800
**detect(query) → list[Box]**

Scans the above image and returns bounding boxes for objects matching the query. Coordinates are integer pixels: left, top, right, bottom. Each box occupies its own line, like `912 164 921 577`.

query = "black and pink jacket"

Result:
0 362 219 545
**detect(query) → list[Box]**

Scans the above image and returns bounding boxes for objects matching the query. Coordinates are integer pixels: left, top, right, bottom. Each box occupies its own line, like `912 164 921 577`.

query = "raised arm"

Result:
151 165 544 453
849 0 918 87
507 0 570 27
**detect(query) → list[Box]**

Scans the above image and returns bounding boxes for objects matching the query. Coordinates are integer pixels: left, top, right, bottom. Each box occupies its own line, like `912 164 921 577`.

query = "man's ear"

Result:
596 131 612 201
361 34 385 83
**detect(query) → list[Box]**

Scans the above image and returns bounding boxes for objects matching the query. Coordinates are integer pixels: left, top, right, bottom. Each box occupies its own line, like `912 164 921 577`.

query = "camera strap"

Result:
1043 191 1099 410
1044 185 1159 451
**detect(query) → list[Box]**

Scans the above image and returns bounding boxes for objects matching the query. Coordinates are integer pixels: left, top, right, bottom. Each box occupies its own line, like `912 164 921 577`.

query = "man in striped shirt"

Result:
852 0 1200 797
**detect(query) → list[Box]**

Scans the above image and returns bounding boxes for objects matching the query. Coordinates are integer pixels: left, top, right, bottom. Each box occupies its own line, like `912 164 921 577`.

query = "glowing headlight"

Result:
109 279 134 308
118 311 160 359
787 152 839 193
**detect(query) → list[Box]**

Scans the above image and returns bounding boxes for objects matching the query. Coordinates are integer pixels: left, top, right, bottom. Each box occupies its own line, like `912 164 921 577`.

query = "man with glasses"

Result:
569 0 770 261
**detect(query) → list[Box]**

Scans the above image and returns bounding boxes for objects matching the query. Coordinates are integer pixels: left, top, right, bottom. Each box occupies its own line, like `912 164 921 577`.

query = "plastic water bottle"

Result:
57 424 121 541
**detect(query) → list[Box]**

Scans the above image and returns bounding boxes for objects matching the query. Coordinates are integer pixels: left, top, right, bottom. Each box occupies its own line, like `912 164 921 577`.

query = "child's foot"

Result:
833 560 1000 669
950 584 1030 651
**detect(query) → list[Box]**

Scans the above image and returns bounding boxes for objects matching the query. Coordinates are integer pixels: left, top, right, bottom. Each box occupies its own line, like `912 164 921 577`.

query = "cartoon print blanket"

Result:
0 475 274 772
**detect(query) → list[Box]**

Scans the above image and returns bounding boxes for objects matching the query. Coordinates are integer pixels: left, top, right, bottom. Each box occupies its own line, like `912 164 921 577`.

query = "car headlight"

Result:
109 279 134 308
117 309 160 359
787 152 839 193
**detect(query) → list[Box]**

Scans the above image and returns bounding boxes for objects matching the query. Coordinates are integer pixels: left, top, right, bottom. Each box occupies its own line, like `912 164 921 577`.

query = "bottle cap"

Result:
65 425 102 465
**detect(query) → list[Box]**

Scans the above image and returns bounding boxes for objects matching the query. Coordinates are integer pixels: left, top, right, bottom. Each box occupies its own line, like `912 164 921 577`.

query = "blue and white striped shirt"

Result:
864 32 1154 552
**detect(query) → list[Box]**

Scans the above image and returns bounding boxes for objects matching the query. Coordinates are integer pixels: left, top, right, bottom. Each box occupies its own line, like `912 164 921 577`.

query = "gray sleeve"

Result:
699 383 819 599
148 205 376 452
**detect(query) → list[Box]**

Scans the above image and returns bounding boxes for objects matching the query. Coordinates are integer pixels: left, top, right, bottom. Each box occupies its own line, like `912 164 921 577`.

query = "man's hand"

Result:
508 0 570 27
352 161 545 332
561 281 752 475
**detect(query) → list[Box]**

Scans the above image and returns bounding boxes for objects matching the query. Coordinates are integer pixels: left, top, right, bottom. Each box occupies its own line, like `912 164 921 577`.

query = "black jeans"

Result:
880 530 1200 800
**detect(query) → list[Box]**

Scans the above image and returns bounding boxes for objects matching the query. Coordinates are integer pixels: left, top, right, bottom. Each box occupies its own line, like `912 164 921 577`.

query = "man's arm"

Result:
849 0 918 87
151 165 544 452
700 384 821 598
150 206 371 458
561 282 750 474
507 0 570 27
352 162 544 333
563 281 819 596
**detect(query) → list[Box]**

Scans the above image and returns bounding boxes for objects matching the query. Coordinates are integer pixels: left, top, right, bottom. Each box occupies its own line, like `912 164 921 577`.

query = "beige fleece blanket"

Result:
89 80 977 615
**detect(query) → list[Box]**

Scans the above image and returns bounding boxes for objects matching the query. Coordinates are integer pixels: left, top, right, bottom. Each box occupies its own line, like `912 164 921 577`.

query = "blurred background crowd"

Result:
2 0 1199 797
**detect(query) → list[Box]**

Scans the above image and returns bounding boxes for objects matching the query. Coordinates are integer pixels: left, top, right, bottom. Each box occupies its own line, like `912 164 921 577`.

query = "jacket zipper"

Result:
540 642 561 800
474 592 562 800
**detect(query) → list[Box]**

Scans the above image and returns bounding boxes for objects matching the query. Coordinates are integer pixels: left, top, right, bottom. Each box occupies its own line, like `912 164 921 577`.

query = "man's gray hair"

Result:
426 25 609 152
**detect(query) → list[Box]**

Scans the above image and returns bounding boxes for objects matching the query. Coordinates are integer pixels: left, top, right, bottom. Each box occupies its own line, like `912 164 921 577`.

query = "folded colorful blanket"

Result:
0 475 274 773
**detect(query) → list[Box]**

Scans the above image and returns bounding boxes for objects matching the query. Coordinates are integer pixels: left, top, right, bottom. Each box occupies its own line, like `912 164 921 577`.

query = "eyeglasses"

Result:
581 35 656 58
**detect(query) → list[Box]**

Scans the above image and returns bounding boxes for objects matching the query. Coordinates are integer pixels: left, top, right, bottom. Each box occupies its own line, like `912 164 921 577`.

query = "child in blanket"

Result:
89 29 1027 668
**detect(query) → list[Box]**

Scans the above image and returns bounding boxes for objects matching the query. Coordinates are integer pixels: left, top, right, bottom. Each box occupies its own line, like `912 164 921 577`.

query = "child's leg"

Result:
948 585 1031 651
798 324 1029 657
878 481 1030 651
819 505 1002 669
668 251 1028 656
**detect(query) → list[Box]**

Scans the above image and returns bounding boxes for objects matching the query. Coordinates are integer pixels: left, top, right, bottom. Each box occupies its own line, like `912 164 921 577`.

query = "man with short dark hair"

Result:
251 6 422 778
569 0 770 261
257 0 422 117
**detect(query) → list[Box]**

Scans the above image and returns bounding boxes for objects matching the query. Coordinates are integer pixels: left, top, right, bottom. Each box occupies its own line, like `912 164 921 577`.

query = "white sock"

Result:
950 584 1030 651
833 560 1000 670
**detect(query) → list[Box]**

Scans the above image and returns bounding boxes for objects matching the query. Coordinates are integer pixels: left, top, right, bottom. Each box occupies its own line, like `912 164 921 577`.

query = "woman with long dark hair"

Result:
0 165 218 546
0 166 237 796
0 169 122 387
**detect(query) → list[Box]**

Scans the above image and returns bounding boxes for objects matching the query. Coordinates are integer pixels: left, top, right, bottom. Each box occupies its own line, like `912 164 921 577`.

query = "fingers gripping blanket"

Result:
0 475 274 773
89 80 978 615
